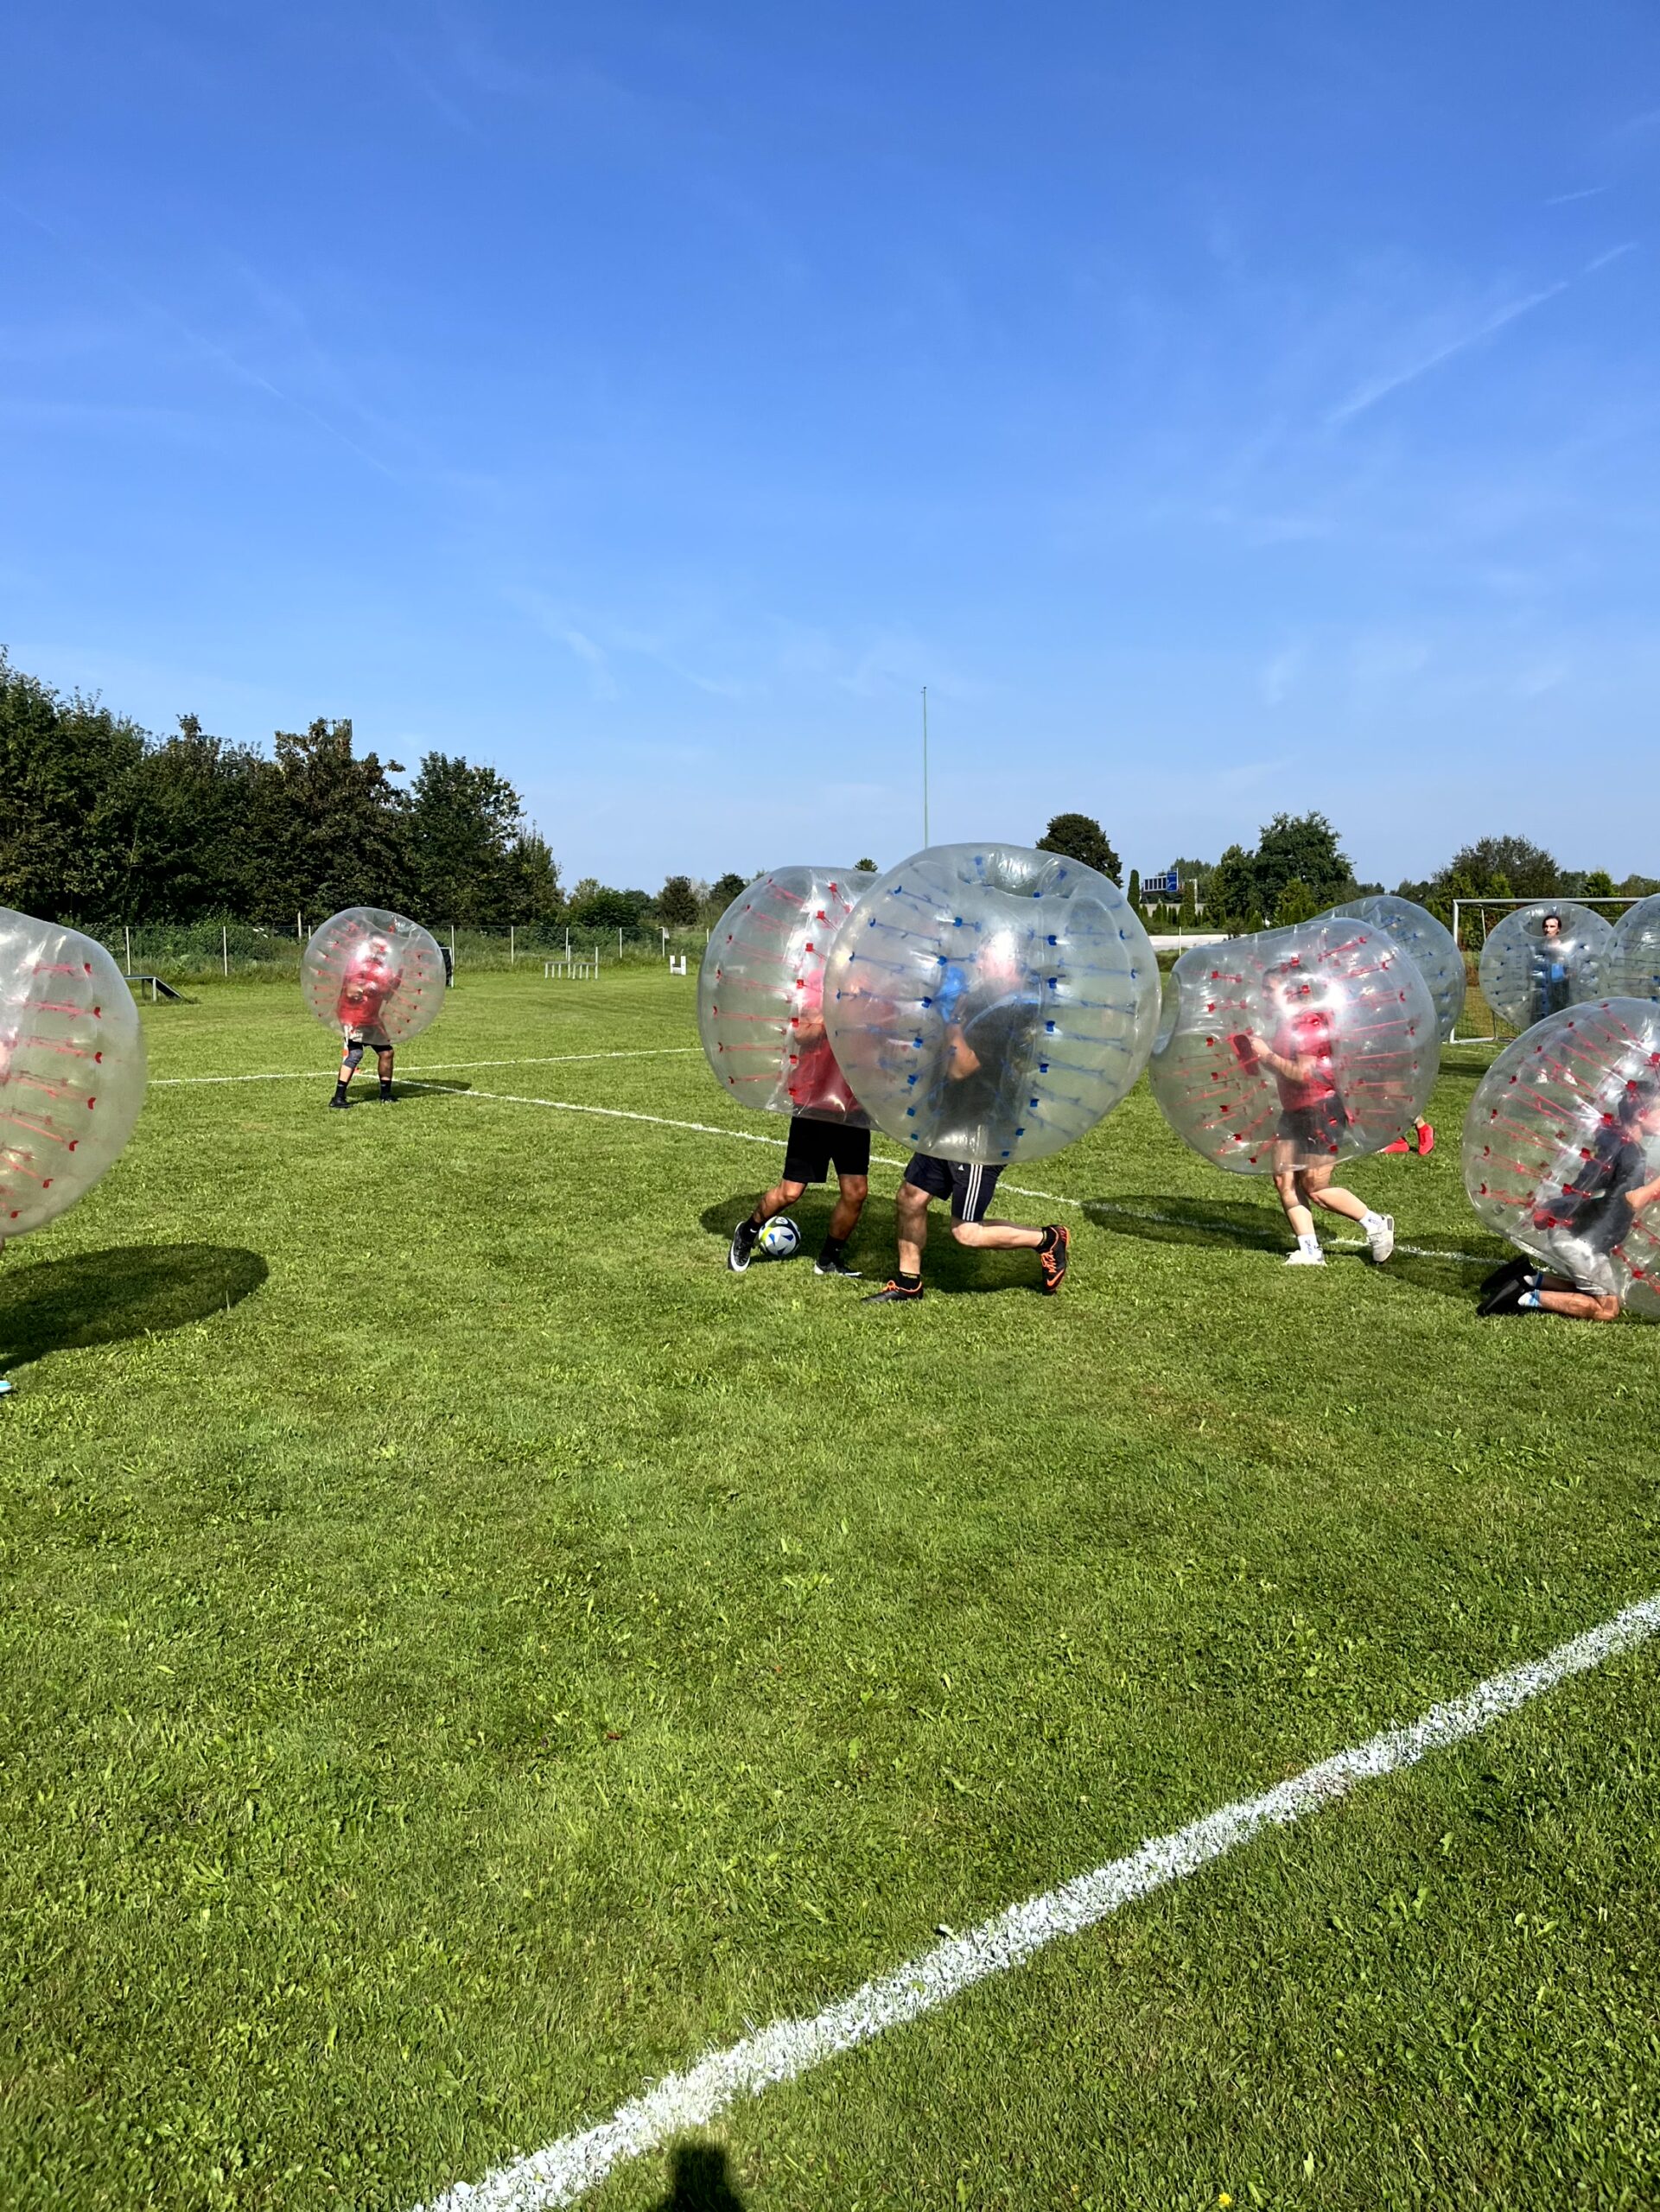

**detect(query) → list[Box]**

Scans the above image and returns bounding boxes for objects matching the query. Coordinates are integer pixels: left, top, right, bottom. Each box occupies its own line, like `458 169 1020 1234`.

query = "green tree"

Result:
711 871 751 907
1036 811 1121 885
1252 811 1352 918
246 717 412 922
108 715 268 922
1275 876 1319 926
658 874 699 929
854 857 877 873
1177 878 1198 931
408 753 525 924
0 652 146 919
1580 868 1615 900
1432 835 1560 899
571 885 650 931
1126 866 1142 914
1205 844 1261 934
501 831 563 923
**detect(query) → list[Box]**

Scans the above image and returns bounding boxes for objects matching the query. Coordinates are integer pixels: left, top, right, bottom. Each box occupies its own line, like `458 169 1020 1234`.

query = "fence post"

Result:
222 925 229 977
124 925 132 973
618 926 622 957
510 925 515 966
296 911 303 943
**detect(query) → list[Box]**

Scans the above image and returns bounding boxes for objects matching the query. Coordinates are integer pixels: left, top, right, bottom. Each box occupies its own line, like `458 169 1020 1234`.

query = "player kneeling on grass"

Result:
1479 1078 1660 1323
728 1117 870 1278
1243 994 1394 1268
863 1012 1068 1303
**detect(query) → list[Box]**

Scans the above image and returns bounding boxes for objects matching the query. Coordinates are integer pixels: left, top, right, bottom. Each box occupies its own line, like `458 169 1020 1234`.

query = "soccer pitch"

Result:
3 969 1658 2211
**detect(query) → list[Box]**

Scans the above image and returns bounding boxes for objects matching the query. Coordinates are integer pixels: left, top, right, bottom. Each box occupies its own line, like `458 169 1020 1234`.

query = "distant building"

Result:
1142 868 1181 898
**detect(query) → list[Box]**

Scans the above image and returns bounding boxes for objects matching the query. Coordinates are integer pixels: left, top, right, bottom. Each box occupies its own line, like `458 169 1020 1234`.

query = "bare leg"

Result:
749 1178 807 1226
827 1173 868 1243
1536 1274 1621 1323
950 1217 1045 1251
1273 1160 1315 1239
895 1182 931 1277
378 1047 395 1087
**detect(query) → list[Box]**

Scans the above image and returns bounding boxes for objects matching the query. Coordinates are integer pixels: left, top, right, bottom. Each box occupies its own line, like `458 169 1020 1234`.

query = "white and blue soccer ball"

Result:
757 1216 802 1259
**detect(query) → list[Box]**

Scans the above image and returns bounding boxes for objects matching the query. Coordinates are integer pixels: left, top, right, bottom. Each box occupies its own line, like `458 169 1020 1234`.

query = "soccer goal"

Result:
1449 894 1637 1043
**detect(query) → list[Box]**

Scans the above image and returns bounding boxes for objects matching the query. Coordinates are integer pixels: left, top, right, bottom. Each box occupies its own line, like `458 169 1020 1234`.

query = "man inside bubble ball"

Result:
1479 1075 1660 1321
1528 912 1570 1027
864 957 1071 1302
1243 977 1395 1268
728 974 869 1277
329 940 400 1108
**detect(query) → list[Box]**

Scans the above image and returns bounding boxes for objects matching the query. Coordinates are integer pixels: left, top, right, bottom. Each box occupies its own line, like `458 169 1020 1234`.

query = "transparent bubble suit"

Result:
1478 899 1610 1033
821 843 1158 1166
302 908 446 1047
1148 918 1439 1173
1323 893 1466 1040
0 907 147 1236
1606 892 1660 1004
1463 999 1660 1317
697 868 871 1126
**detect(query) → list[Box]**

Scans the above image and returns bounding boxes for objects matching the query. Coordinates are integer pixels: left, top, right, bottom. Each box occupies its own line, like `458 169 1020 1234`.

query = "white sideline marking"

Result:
425 1085 1494 1267
152 1049 700 1088
417 1592 1660 2211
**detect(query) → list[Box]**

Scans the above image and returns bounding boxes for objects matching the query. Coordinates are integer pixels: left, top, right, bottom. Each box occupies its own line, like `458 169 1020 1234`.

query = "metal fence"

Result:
87 920 716 985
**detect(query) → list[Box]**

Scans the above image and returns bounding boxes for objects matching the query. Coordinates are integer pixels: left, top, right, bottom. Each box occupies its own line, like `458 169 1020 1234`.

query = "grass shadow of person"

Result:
649 2143 747 2211
375 1079 474 1106
1085 1192 1505 1302
0 1243 268 1377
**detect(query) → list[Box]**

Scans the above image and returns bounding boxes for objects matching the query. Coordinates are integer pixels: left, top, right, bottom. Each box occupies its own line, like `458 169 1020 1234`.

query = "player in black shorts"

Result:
1479 1076 1660 1321
864 990 1068 1301
728 1116 871 1277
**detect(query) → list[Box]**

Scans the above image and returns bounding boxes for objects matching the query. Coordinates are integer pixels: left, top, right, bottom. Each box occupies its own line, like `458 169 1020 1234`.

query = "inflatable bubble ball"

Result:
1323 893 1466 1041
1464 999 1660 1317
821 842 1158 1166
1478 899 1610 1033
1606 892 1660 1004
0 908 147 1237
1148 917 1439 1174
302 909 446 1047
697 868 872 1125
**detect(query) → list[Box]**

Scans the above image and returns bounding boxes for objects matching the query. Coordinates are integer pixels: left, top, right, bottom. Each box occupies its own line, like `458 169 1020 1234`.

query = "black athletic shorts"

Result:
902 1153 1003 1223
781 1117 871 1185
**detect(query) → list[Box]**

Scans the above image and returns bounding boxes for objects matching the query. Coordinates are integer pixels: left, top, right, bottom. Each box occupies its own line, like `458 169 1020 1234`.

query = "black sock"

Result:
819 1236 844 1262
333 1081 348 1102
379 1077 392 1099
736 1216 760 1244
897 1269 921 1289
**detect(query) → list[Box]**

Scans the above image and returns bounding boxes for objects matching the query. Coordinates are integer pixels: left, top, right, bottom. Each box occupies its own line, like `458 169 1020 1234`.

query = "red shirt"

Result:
1271 1012 1337 1110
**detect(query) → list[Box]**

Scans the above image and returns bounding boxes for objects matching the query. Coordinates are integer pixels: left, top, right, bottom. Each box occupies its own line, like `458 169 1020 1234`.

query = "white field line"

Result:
420 1084 1495 1267
152 1049 701 1089
417 1591 1660 2212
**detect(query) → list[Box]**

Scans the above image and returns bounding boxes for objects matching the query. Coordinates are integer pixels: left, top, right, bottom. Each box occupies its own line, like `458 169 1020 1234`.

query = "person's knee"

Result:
1274 1170 1299 1201
778 1181 807 1207
1591 1294 1621 1323
839 1175 869 1205
949 1217 980 1244
896 1184 927 1216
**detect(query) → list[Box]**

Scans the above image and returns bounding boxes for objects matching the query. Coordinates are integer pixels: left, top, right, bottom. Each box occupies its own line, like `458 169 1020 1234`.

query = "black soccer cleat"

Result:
862 1278 923 1303
813 1251 862 1278
1479 1255 1531 1296
1478 1274 1532 1317
328 1093 350 1109
1038 1223 1071 1295
728 1219 760 1273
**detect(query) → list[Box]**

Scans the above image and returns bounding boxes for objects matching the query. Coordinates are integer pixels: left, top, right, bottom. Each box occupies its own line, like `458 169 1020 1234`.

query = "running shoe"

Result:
1381 1138 1411 1154
728 1220 760 1273
1416 1122 1435 1156
328 1094 350 1110
1284 1246 1326 1266
863 1279 924 1303
1038 1223 1071 1294
1479 1254 1531 1295
1478 1274 1531 1317
813 1251 862 1278
1367 1214 1396 1264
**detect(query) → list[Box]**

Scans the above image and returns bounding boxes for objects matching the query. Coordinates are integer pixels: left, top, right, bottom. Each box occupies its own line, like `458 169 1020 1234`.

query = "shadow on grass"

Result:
651 2145 747 2210
357 1079 473 1107
0 1243 268 1375
1086 1192 1504 1303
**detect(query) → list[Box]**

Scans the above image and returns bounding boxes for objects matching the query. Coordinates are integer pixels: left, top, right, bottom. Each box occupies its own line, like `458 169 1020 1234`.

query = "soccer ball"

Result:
757 1216 801 1260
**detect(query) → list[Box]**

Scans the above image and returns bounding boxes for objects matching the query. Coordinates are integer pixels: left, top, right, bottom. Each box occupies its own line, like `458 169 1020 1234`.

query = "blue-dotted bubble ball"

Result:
1148 917 1439 1175
1323 893 1466 1041
821 842 1158 1166
1477 899 1610 1034
1606 893 1660 1005
1464 998 1660 1316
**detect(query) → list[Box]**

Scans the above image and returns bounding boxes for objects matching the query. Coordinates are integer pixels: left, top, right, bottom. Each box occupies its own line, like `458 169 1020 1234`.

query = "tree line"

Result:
1035 810 1656 934
0 653 761 931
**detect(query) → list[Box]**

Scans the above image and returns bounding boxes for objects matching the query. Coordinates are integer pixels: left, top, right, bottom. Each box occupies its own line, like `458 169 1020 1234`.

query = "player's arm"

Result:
944 1024 981 1080
1242 1034 1304 1083
1625 1176 1660 1215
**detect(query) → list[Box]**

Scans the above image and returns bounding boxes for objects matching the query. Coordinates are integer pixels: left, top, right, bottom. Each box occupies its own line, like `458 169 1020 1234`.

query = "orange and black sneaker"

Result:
863 1276 924 1304
1038 1224 1071 1294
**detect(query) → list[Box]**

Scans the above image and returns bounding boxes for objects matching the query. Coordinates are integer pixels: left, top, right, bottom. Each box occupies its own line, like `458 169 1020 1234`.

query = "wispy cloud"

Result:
1259 644 1305 706
1326 280 1569 429
1546 185 1609 206
1584 240 1639 273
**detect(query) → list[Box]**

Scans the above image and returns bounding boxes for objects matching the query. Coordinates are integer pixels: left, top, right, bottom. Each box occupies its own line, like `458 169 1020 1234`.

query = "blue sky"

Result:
3 2 1657 891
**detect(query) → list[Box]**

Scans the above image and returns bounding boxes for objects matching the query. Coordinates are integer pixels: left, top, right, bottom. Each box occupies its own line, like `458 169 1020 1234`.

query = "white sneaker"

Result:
1367 1215 1396 1264
1285 1246 1326 1266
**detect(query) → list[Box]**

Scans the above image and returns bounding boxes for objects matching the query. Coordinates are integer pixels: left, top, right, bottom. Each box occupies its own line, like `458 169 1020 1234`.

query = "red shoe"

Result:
1416 1122 1435 1156
1382 1139 1410 1154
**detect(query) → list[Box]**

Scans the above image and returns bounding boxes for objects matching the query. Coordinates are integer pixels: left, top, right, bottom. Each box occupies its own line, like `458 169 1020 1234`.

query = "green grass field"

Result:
3 970 1657 2212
